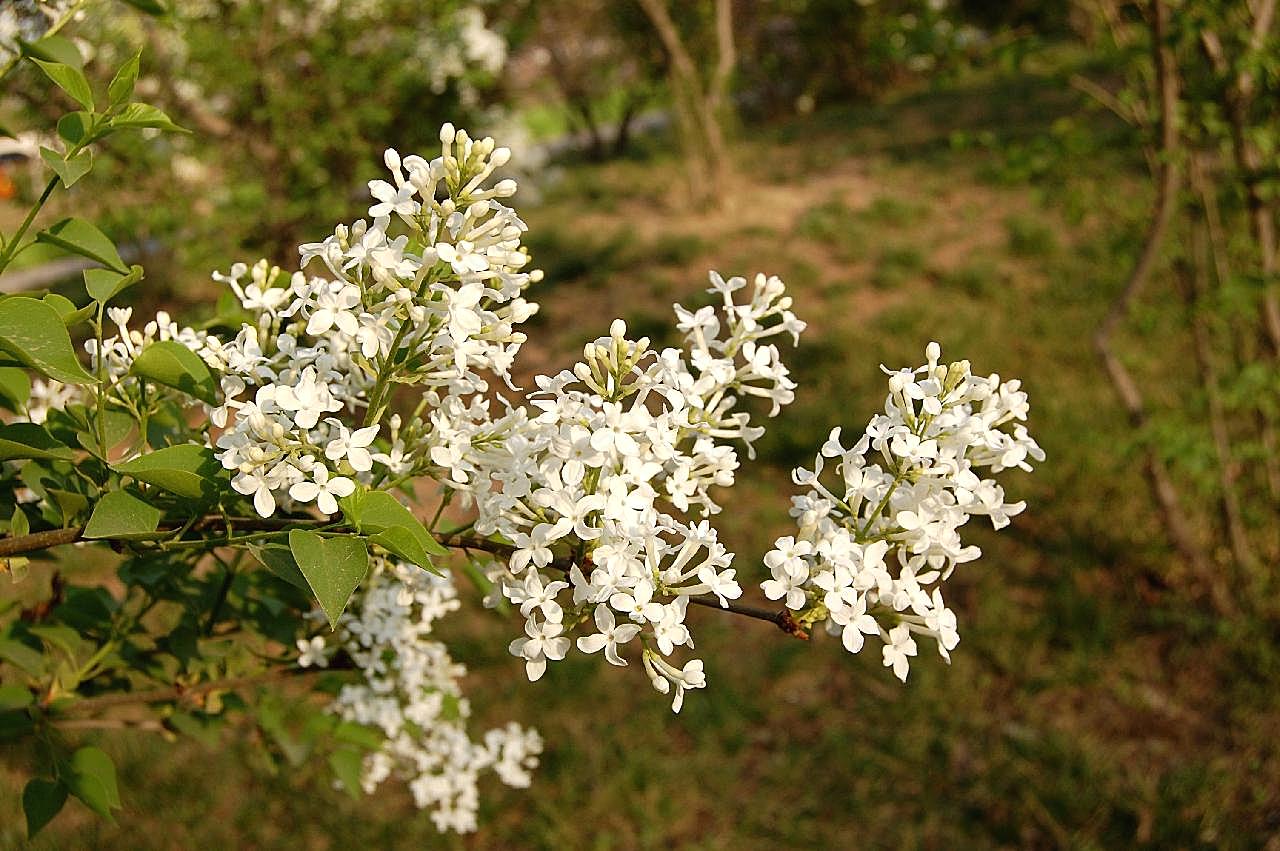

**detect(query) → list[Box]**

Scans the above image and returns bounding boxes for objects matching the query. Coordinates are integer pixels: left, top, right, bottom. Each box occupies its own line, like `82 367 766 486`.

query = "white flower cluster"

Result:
762 342 1043 681
207 124 538 519
299 557 541 834
436 271 805 710
9 120 1041 827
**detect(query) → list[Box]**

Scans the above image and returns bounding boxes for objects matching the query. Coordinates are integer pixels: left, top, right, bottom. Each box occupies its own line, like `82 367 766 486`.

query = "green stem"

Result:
94 302 108 452
0 177 58 275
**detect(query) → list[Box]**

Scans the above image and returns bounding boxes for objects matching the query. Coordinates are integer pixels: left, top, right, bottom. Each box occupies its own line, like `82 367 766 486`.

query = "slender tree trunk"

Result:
1180 198 1256 580
636 0 736 205
1094 0 1227 612
613 89 645 157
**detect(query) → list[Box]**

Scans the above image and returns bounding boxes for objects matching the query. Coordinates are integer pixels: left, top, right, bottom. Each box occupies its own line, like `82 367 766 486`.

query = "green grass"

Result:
871 245 927 290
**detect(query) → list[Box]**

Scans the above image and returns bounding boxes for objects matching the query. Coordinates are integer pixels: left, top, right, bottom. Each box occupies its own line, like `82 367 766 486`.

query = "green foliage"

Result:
288 531 370 630
0 423 76 462
0 298 95 384
35 218 128 273
339 489 446 573
84 266 144 304
30 58 94 111
128 341 218 405
82 490 163 540
66 746 122 821
112 444 224 501
22 778 68 838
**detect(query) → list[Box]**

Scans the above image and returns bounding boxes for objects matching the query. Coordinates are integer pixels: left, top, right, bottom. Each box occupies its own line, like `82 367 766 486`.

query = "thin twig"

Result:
56 664 336 715
2 520 808 639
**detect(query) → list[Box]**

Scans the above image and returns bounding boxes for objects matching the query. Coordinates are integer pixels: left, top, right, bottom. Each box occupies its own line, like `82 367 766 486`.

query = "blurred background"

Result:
2 0 1279 847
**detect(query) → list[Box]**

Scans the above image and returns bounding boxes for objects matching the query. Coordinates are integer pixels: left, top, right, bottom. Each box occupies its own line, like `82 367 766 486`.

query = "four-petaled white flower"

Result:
325 423 380 472
576 605 641 666
290 465 356 515
296 636 329 668
508 617 570 682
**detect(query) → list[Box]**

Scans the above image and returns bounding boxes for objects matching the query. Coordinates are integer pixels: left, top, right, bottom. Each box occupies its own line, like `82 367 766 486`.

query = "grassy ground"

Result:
4 58 1280 850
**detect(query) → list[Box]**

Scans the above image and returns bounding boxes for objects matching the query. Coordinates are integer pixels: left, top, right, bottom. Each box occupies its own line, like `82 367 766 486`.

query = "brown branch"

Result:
1182 168 1256 580
57 664 334 715
1069 73 1142 129
3 523 808 639
445 534 808 639
1094 0 1222 607
0 526 83 557
51 717 167 732
0 516 318 559
1200 16 1280 352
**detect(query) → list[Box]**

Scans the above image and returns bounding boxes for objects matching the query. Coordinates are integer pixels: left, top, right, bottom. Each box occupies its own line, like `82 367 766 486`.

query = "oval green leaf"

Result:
113 443 223 499
35 218 127 273
0 297 95 384
129 340 217 405
83 490 162 540
0 422 76 461
22 778 67 839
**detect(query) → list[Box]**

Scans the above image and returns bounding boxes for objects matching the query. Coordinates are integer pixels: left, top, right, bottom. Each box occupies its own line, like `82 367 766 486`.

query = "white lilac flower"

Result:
325 423 380 472
289 465 356 515
327 557 539 834
575 604 641 665
761 342 1041 681
296 636 329 668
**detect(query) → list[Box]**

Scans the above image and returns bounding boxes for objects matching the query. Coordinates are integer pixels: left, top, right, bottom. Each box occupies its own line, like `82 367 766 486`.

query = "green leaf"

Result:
30 59 94 111
84 265 144 303
40 146 93 188
0 297 95 384
0 638 46 677
339 490 445 573
66 746 120 820
108 53 141 106
110 103 187 134
76 408 134 457
19 35 82 68
113 443 222 499
57 111 95 146
121 0 168 14
28 624 84 660
0 423 75 461
83 490 162 540
0 684 33 710
48 489 89 525
333 721 382 750
22 778 67 839
0 708 36 739
10 505 30 538
129 341 217 404
329 748 364 799
250 544 310 591
288 531 369 630
35 218 127 273
0 367 31 411
42 293 94 328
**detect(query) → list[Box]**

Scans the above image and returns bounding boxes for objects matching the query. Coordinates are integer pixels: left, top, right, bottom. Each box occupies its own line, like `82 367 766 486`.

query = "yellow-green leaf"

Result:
0 297 95 384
